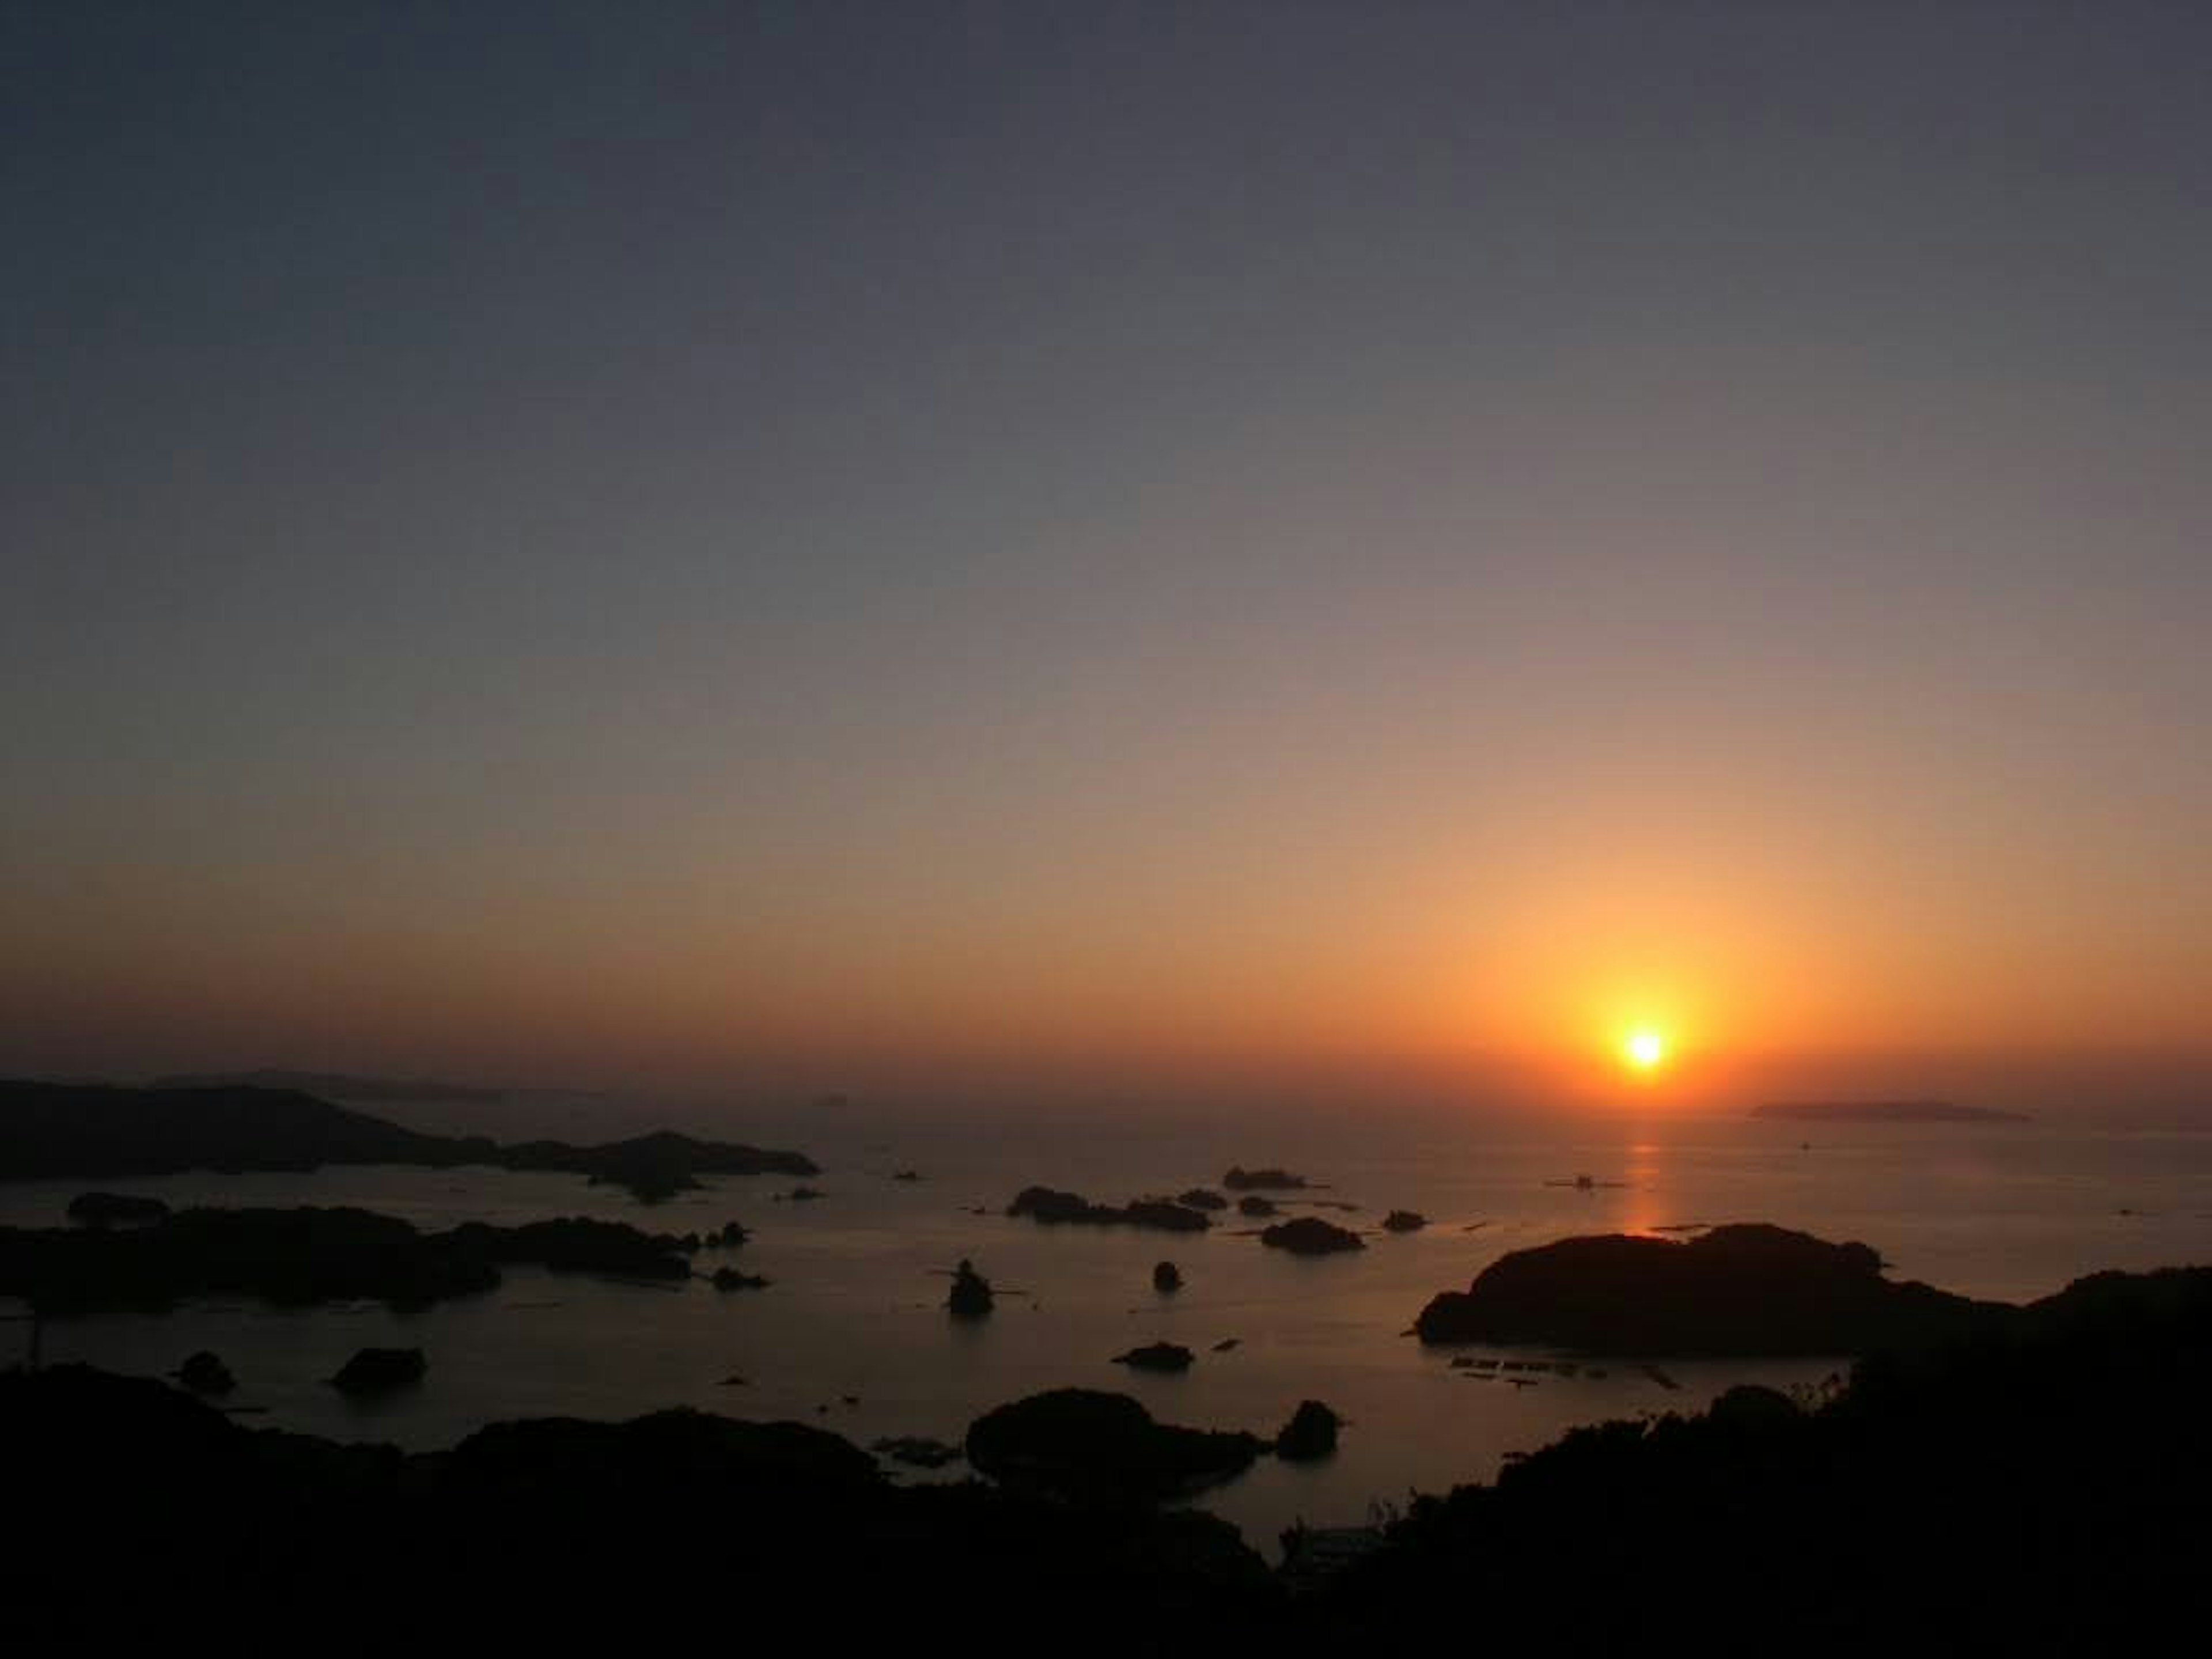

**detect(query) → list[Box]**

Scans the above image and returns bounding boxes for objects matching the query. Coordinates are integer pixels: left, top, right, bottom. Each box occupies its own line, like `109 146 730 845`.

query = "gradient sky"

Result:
6 3 2210 1109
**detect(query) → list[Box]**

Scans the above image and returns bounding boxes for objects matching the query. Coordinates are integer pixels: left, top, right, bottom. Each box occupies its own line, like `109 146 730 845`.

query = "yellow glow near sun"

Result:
1622 1029 1668 1073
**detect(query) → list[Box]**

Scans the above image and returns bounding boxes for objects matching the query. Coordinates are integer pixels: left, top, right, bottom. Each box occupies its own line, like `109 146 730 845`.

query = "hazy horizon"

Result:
8 5 2209 1115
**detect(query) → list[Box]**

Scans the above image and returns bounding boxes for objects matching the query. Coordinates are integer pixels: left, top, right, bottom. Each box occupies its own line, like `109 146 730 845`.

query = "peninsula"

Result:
0 1080 815 1203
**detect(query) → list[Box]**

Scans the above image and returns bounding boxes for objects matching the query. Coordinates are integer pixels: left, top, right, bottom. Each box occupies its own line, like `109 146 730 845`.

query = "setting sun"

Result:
1623 1029 1669 1073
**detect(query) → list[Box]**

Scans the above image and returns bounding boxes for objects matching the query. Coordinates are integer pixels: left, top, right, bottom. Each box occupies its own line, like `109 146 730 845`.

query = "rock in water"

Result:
1223 1167 1309 1191
1260 1217 1365 1255
948 1257 994 1319
1274 1400 1341 1461
1113 1342 1195 1373
1153 1261 1183 1293
328 1347 426 1396
1382 1209 1427 1233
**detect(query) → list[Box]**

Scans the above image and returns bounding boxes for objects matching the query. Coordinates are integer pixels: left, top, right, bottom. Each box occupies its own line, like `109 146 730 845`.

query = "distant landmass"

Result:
1752 1100 2031 1124
0 1080 814 1202
151 1069 510 1103
1 1206 709 1314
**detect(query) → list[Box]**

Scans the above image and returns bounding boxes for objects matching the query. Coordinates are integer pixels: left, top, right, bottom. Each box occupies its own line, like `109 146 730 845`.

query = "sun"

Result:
1621 1028 1668 1074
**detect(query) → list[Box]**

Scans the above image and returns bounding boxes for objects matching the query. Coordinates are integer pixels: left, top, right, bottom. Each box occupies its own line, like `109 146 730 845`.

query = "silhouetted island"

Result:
1752 1099 2031 1123
0 1206 702 1315
1413 1223 2004 1353
965 1388 1264 1502
1260 1217 1365 1255
1223 1166 1308 1191
947 1257 994 1319
1274 1400 1342 1461
1113 1341 1196 1373
0 1080 815 1203
1007 1185 1211 1232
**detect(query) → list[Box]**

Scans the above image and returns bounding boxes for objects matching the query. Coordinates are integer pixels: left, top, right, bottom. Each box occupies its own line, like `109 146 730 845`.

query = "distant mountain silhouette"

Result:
1752 1099 2030 1123
152 1069 509 1103
0 1080 814 1201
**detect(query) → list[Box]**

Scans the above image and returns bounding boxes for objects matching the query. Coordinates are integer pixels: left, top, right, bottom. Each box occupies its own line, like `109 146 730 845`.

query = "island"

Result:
1006 1186 1211 1232
964 1388 1265 1502
1413 1223 2005 1354
1260 1217 1365 1256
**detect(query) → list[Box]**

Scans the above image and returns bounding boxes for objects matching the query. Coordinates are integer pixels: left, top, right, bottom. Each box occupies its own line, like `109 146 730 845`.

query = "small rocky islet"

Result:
1113 1341 1196 1374
946 1257 994 1319
1260 1216 1365 1255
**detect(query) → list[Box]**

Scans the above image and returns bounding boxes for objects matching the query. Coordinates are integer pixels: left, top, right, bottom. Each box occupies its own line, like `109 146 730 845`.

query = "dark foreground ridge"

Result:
3 1368 1277 1638
0 1080 816 1202
0 1207 706 1314
1415 1223 2010 1353
1330 1265 2212 1644
6 1266 2210 1642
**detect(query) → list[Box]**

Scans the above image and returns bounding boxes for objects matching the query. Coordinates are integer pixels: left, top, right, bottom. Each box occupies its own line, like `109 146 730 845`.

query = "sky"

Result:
6 3 2209 1113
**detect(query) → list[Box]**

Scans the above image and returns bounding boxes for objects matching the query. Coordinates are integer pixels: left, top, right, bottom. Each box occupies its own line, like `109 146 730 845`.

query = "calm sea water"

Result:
7 1100 2210 1548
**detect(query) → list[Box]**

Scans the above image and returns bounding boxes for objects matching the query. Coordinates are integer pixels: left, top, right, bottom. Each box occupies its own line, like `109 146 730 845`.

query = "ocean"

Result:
6 1098 2209 1550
